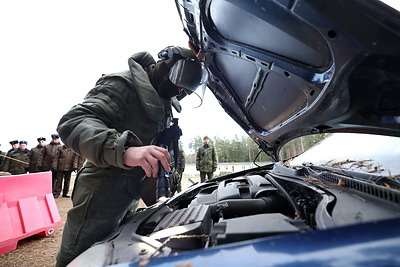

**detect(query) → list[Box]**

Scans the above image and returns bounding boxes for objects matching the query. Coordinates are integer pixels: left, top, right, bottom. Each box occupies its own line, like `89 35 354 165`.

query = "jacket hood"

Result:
128 52 182 113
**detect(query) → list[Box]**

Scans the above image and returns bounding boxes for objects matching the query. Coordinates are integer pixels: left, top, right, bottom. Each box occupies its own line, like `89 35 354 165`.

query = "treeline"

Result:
185 135 271 164
279 133 330 159
185 134 330 164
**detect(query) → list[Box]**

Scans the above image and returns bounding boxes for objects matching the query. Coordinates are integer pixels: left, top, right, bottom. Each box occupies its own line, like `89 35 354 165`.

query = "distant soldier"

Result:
38 134 62 192
7 140 19 153
2 140 20 170
3 140 19 168
1 140 18 171
3 141 29 175
54 145 76 198
196 136 218 182
27 137 46 173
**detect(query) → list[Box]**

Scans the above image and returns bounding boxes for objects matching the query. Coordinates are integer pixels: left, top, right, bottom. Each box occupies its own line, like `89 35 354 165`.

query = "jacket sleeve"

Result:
56 77 142 169
27 150 32 161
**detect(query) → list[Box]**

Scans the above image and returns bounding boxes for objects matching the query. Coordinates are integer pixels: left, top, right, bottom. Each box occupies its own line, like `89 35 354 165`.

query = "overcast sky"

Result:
1 0 398 154
0 0 245 153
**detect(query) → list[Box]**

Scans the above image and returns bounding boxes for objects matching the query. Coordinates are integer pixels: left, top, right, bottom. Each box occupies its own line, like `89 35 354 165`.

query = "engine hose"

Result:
265 174 303 220
209 195 288 219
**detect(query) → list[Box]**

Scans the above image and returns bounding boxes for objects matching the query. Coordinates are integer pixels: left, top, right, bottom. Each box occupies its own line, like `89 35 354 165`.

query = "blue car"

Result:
69 0 400 266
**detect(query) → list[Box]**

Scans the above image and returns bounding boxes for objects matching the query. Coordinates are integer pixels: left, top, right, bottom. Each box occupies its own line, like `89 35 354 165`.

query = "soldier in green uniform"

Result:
196 136 218 182
55 45 207 267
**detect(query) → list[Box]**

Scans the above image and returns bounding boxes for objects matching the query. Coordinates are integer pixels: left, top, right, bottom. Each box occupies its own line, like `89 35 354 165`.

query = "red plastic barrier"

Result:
0 172 61 255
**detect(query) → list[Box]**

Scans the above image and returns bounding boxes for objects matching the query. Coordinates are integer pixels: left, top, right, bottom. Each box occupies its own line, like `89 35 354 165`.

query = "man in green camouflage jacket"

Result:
55 46 206 267
196 136 218 182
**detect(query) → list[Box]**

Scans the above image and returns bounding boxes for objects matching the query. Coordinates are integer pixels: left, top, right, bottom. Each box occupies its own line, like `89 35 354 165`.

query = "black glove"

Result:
51 168 57 172
212 167 217 172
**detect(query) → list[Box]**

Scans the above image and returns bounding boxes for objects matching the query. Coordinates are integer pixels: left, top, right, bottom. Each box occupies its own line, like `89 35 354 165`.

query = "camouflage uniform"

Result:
170 144 186 194
196 142 218 182
55 52 180 267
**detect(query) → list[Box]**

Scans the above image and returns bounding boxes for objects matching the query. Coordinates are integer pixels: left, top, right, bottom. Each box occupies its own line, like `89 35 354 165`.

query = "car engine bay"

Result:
78 163 400 266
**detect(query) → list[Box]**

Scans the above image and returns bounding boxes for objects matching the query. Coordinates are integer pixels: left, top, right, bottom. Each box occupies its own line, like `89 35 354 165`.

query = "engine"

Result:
70 165 400 266
136 174 311 253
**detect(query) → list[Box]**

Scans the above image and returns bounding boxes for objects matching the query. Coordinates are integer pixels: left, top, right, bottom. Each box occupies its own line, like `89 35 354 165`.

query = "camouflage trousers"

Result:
55 165 146 267
200 171 213 182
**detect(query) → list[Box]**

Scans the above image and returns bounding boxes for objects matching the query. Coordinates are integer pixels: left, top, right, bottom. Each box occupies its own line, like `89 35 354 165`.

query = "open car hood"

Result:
175 0 400 160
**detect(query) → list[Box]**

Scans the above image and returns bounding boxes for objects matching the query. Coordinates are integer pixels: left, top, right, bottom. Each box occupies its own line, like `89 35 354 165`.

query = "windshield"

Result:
285 133 400 178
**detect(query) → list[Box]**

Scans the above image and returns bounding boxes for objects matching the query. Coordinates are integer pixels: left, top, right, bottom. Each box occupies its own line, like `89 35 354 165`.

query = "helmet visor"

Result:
168 59 208 94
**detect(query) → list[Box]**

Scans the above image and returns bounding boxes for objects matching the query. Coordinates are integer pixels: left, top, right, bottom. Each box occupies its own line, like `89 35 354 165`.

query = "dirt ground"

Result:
0 175 197 267
0 182 73 267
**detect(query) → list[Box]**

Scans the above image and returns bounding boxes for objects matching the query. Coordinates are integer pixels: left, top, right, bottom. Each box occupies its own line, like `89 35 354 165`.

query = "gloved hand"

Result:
51 168 57 172
212 167 217 172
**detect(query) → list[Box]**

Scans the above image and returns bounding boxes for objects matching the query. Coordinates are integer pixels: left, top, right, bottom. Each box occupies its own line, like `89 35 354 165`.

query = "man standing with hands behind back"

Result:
196 136 218 182
38 134 61 194
27 137 46 173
